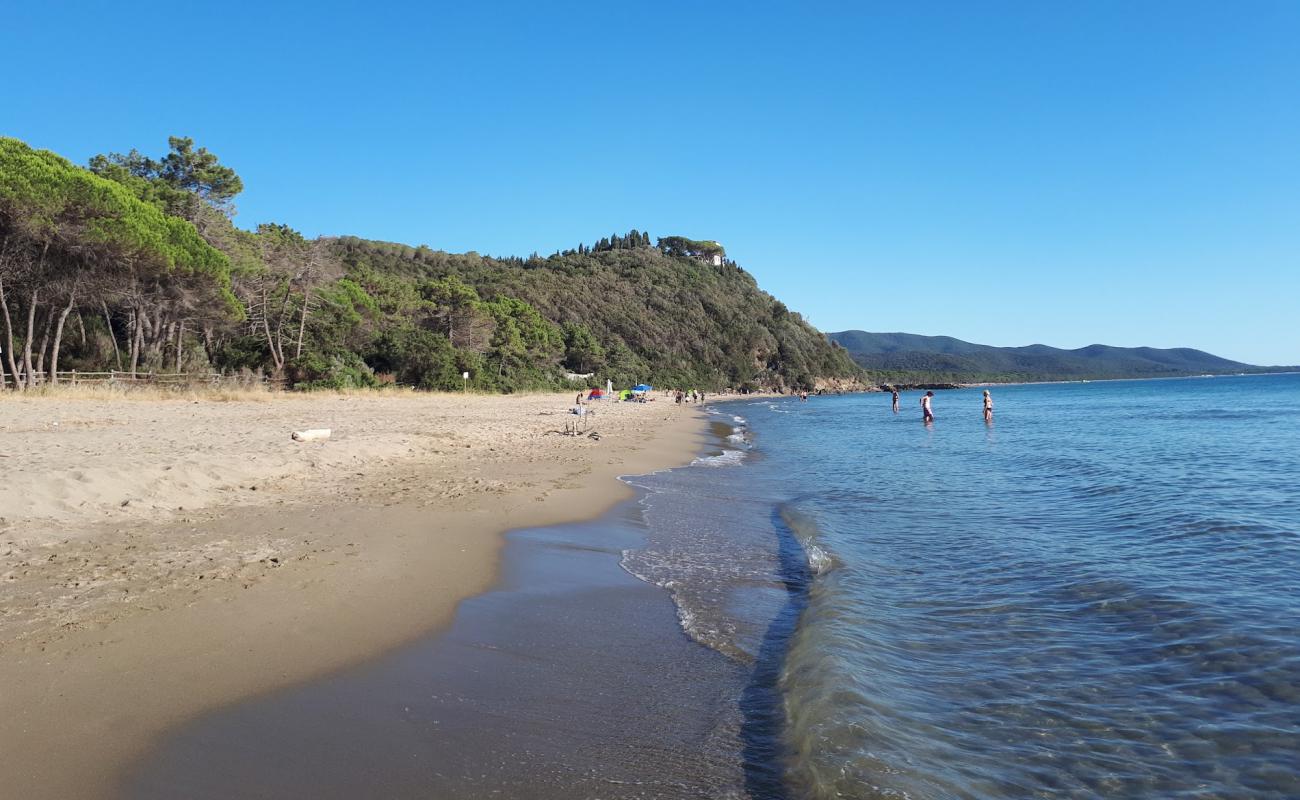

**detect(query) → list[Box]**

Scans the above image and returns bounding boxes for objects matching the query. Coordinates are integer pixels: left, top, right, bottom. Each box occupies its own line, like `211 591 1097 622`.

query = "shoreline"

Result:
124 419 755 798
0 392 706 800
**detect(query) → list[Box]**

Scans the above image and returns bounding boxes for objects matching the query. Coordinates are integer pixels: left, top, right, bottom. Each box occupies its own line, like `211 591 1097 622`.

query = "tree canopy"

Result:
656 236 726 262
0 137 233 387
2 135 862 393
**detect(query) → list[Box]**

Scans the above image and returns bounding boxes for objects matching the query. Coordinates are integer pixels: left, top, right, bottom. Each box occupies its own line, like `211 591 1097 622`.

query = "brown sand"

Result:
0 390 704 800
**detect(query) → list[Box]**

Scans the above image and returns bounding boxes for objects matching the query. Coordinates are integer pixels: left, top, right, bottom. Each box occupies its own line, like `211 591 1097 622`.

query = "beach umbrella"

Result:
632 384 652 392
587 388 605 399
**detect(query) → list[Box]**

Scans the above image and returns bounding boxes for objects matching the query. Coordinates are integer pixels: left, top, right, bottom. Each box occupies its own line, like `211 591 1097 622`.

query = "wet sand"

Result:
122 413 801 800
124 497 754 799
0 391 704 800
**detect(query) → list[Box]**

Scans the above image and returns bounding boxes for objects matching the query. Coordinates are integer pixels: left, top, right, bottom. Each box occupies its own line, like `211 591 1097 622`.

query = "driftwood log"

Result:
291 428 332 442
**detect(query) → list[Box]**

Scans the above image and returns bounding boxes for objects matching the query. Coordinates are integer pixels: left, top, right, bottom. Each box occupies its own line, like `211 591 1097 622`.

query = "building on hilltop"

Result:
657 235 726 266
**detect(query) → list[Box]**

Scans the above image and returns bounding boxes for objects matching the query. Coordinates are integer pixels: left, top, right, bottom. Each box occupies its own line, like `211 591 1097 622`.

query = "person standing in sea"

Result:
921 390 934 423
891 388 900 413
982 390 993 423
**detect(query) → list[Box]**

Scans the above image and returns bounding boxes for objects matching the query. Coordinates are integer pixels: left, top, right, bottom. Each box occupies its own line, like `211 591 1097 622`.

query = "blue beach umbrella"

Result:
632 384 653 392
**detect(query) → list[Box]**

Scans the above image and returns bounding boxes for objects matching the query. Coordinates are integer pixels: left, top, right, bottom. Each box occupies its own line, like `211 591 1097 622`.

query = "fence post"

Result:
72 369 78 386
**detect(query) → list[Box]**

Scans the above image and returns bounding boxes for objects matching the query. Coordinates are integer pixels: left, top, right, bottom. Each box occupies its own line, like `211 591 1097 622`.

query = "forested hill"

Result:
328 237 863 392
829 330 1274 383
0 135 861 393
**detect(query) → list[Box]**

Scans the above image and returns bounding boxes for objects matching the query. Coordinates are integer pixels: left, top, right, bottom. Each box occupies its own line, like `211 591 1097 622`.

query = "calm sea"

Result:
625 373 1300 798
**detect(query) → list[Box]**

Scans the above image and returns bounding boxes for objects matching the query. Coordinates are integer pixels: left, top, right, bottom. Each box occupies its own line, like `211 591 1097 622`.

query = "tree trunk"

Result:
23 288 38 388
149 303 165 358
161 320 175 367
130 308 142 378
0 276 21 391
143 305 163 359
273 287 292 365
102 300 122 369
202 325 214 365
174 319 184 372
260 285 283 372
294 288 310 360
49 286 77 385
22 242 49 388
35 307 55 381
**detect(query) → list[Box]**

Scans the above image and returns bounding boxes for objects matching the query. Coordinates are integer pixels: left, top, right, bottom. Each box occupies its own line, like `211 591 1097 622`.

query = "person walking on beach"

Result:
891 388 900 413
982 389 993 423
920 390 934 423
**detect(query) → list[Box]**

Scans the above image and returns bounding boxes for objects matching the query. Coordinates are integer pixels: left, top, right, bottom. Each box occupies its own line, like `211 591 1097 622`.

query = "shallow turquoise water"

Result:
627 374 1300 798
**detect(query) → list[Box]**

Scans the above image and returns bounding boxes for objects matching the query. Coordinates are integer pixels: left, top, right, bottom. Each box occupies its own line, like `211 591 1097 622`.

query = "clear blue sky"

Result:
4 1 1298 364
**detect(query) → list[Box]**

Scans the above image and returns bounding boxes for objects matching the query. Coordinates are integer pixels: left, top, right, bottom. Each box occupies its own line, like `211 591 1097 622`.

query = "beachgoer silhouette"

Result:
891 388 900 413
983 390 993 423
921 391 934 423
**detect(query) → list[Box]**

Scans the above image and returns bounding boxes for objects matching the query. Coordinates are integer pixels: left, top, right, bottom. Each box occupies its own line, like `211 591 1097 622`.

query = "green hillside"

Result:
829 330 1279 383
0 135 860 393
323 236 864 391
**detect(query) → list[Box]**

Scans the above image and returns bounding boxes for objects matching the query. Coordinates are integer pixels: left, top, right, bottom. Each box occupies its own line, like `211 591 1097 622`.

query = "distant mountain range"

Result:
827 331 1289 384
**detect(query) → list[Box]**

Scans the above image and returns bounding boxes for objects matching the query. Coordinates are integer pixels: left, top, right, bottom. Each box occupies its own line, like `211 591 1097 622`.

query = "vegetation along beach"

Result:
4 3 1299 799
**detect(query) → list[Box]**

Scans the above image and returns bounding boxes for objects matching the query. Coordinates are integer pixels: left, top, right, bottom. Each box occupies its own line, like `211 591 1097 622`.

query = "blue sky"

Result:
4 1 1297 364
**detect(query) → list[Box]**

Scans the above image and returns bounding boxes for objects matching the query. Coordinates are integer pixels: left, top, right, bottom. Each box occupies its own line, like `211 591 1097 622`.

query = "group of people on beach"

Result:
891 387 994 424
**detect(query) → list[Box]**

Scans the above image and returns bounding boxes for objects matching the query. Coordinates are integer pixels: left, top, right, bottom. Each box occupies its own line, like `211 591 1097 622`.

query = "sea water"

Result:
624 374 1300 798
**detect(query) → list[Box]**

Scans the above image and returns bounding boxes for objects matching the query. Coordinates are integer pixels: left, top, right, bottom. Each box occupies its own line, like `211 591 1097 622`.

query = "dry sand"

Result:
0 389 705 800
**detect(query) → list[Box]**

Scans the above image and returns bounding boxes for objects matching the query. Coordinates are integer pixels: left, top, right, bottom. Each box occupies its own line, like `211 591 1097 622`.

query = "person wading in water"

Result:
921 390 935 423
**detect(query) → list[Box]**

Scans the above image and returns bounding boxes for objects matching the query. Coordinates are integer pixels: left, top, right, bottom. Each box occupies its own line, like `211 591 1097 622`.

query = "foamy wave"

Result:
780 503 839 574
805 543 835 575
693 449 747 467
727 414 751 446
673 601 702 642
620 549 670 589
620 552 738 656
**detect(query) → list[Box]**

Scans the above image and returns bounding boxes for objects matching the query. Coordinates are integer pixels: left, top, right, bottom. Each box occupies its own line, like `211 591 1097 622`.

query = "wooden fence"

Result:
0 370 285 389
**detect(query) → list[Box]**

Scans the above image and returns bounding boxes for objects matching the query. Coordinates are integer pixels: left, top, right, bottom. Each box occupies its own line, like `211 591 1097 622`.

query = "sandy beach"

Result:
0 389 704 800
